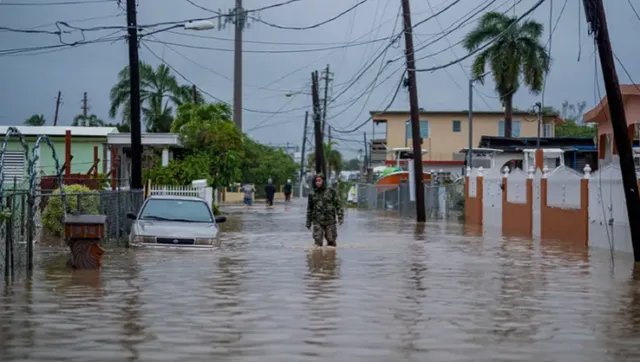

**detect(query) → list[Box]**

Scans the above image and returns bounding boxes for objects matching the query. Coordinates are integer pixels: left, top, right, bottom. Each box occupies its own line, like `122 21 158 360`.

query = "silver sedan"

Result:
127 195 227 249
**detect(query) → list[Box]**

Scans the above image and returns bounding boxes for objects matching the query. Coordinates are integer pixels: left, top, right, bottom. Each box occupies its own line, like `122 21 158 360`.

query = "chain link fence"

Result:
352 181 465 221
0 189 145 278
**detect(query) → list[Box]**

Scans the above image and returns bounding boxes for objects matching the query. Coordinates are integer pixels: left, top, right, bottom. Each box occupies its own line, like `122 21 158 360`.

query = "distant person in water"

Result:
284 179 293 202
265 178 276 207
306 174 344 247
241 182 255 207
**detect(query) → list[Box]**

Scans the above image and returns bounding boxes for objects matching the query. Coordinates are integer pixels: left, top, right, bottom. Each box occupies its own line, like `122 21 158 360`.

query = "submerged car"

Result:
127 195 227 249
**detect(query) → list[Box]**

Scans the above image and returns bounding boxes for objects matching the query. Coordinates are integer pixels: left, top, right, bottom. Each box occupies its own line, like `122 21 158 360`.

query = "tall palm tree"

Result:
306 142 344 177
109 62 197 132
463 12 550 138
72 114 104 127
24 114 46 126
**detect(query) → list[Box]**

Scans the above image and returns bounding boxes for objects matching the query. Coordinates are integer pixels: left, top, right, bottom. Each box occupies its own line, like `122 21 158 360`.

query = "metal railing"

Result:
0 189 145 278
352 182 465 220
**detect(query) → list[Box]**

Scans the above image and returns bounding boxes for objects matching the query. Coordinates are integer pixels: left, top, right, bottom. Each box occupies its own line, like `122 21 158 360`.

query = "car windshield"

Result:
139 199 213 223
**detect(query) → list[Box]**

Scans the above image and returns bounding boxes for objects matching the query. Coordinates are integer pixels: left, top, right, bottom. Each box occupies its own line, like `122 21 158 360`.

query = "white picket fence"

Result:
149 184 215 208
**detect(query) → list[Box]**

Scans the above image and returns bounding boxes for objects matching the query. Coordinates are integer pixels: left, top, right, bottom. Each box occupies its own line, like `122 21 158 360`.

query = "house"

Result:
370 110 561 174
0 126 182 188
462 135 598 172
0 126 118 185
583 84 640 166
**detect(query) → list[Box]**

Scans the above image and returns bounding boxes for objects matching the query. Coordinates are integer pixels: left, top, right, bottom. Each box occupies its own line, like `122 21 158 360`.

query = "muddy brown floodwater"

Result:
2 200 640 361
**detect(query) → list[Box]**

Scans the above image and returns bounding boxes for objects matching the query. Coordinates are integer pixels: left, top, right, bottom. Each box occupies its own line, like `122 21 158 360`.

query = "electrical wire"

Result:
0 0 113 5
141 41 327 115
247 0 372 31
0 33 125 56
414 0 546 72
141 37 390 54
332 70 407 134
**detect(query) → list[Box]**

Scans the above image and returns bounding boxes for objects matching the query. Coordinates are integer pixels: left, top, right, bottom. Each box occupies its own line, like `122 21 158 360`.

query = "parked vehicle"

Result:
127 195 227 249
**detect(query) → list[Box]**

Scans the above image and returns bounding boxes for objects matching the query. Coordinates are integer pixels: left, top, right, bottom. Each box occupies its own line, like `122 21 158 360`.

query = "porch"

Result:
106 133 182 189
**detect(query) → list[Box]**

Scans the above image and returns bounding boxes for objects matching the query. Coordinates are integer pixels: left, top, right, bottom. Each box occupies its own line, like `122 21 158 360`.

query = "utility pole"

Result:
192 84 197 103
401 0 426 222
53 91 62 126
363 132 368 182
233 0 245 130
467 79 473 171
327 126 333 177
584 0 640 262
311 71 325 175
535 102 542 148
299 111 308 198
126 0 143 190
321 64 332 136
82 92 88 119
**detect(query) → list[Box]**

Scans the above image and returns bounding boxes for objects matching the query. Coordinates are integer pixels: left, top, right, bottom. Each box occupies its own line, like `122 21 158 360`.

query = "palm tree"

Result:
72 114 104 127
109 63 200 132
463 12 550 137
306 142 344 178
24 114 46 126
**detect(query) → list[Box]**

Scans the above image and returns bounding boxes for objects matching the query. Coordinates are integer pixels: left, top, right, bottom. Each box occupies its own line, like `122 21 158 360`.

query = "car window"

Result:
139 199 213 222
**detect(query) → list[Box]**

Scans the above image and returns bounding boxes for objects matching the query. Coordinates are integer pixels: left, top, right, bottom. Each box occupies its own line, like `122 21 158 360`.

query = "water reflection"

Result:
117 254 145 362
303 247 340 354
395 224 428 358
2 207 640 361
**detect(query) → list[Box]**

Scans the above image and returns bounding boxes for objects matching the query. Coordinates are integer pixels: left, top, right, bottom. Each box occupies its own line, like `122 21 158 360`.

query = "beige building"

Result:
371 110 561 163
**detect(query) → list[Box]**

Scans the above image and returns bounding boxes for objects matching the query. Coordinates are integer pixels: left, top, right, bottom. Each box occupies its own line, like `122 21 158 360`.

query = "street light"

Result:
184 20 216 31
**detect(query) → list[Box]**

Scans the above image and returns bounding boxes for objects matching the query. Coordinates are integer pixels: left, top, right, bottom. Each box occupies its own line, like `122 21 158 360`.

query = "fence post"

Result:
204 187 213 208
26 193 34 274
5 194 13 278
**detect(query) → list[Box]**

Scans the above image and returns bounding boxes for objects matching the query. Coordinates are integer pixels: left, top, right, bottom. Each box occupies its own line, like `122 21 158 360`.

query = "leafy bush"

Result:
42 184 100 237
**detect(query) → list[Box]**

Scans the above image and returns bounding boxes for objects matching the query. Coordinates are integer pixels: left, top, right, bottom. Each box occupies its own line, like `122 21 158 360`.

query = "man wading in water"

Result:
306 174 344 247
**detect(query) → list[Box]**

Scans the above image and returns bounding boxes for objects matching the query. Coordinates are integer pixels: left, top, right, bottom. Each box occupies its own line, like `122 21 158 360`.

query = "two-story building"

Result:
370 110 561 174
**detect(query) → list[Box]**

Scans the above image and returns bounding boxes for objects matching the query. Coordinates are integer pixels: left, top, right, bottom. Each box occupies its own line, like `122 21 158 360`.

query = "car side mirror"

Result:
215 216 227 223
126 212 137 220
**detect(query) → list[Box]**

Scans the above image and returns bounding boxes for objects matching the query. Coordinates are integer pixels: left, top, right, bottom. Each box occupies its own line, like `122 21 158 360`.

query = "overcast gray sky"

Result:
1 0 639 157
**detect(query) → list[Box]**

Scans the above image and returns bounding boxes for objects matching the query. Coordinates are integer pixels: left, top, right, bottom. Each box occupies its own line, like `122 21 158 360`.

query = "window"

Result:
543 123 553 137
498 120 521 137
140 198 213 223
2 151 25 184
452 120 462 132
405 120 429 140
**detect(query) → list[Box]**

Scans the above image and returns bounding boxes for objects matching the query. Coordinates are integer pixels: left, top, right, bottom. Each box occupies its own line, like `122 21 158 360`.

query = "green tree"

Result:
553 101 595 137
344 158 361 171
109 63 204 133
240 138 298 185
105 122 130 132
306 141 344 176
463 12 550 137
72 113 104 127
24 114 46 126
145 103 243 188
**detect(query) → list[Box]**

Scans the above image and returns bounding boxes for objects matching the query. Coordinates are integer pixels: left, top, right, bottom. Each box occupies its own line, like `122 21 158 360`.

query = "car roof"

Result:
145 195 207 202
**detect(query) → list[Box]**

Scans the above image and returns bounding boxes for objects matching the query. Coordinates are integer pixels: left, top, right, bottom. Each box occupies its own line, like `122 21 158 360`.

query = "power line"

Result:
247 0 373 30
0 33 125 55
142 37 390 54
414 0 546 72
0 0 113 5
332 70 407 134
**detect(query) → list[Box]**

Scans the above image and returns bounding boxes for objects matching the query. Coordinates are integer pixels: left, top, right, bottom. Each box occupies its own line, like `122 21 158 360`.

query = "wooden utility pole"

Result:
126 0 143 190
233 0 245 130
192 84 197 103
584 0 640 262
299 111 309 197
401 0 426 222
311 71 325 175
82 92 88 118
322 64 331 136
53 91 62 126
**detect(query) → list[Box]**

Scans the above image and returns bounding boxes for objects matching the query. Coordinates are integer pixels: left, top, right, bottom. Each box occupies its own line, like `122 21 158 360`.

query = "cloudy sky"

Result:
1 0 639 157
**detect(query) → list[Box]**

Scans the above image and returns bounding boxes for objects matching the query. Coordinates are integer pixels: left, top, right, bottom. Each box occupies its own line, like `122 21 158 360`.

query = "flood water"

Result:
2 200 640 361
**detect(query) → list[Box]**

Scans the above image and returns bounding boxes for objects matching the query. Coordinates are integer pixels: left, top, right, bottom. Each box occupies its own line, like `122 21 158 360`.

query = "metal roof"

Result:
0 126 118 137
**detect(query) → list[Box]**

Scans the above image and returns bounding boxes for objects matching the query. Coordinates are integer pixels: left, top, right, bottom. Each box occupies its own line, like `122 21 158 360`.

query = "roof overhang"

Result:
107 133 182 147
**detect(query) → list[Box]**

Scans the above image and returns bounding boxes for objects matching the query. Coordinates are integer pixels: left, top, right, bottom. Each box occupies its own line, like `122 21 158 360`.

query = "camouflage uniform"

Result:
306 175 344 247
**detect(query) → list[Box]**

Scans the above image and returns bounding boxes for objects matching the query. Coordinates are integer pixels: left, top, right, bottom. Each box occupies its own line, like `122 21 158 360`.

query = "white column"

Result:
161 147 169 167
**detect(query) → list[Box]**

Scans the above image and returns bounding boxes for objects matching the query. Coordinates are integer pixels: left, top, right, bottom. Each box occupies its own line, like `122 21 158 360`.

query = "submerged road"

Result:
1 199 640 361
